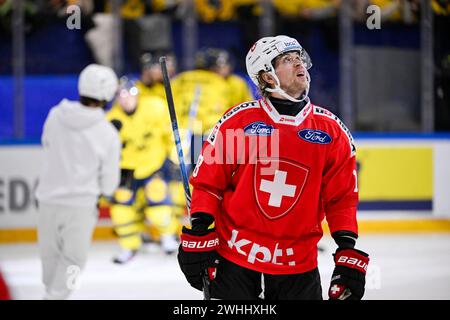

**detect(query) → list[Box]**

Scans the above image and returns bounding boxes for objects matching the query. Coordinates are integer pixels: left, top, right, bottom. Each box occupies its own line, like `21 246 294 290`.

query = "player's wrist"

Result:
332 230 358 249
190 212 215 232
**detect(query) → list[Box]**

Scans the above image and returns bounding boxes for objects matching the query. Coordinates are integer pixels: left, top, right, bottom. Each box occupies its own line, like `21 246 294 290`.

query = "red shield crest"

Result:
254 158 309 220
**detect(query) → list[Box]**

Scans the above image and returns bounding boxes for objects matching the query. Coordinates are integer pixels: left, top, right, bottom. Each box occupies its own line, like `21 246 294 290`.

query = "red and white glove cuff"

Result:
180 231 219 252
334 249 369 275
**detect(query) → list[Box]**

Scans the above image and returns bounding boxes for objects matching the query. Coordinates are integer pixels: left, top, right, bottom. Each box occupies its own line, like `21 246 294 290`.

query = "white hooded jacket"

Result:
35 99 121 208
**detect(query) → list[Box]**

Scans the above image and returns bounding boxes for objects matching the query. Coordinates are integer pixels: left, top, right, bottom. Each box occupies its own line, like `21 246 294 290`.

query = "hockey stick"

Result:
159 56 211 301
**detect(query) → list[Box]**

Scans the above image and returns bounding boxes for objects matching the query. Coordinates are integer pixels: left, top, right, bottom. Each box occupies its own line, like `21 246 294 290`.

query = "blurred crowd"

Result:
0 0 449 131
1 1 442 38
1 1 449 70
0 0 438 24
2 0 446 28
2 0 448 74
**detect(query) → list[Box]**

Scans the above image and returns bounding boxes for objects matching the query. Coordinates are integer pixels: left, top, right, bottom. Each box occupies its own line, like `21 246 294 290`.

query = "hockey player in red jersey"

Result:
177 35 370 300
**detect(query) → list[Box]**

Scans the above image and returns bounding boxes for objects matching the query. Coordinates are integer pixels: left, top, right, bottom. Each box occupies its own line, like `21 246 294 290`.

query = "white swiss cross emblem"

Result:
330 284 341 295
260 170 296 207
254 158 309 220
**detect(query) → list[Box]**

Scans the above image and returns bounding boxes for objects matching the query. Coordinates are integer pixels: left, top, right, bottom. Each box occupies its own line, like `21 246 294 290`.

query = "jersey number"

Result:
192 154 204 178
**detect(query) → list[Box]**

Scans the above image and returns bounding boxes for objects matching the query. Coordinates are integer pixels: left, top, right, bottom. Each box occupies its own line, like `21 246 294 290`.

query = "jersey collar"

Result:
260 97 312 126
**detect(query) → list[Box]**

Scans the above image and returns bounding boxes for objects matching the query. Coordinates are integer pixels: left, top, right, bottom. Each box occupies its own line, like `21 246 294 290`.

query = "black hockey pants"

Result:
209 256 323 300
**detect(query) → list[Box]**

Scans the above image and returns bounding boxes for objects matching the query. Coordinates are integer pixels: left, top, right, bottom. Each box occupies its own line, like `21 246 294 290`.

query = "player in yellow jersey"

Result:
136 51 177 100
171 52 230 135
107 78 180 263
196 47 254 107
134 52 189 222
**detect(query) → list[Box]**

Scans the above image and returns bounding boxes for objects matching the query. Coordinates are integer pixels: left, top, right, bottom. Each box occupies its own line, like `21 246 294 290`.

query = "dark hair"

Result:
195 48 232 70
80 96 106 107
140 51 176 70
256 71 271 98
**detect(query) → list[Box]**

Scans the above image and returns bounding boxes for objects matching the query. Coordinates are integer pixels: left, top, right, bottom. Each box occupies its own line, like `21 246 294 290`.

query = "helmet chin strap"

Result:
265 70 311 103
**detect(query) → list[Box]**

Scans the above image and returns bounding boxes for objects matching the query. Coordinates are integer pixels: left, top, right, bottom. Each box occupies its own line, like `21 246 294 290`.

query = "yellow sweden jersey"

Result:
107 96 172 179
136 81 167 101
171 69 230 133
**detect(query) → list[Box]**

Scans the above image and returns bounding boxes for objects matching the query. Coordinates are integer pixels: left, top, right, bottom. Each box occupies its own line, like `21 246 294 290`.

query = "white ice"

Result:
1 234 449 300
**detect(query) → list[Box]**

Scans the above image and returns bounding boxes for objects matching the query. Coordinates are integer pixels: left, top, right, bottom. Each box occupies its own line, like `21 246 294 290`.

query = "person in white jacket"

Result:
35 64 120 300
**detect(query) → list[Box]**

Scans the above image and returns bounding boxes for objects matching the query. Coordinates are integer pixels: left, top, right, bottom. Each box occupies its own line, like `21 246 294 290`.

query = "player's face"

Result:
273 51 308 98
149 65 164 83
165 56 177 77
145 61 175 84
118 89 138 113
141 65 164 85
141 67 154 86
141 56 176 86
215 62 232 78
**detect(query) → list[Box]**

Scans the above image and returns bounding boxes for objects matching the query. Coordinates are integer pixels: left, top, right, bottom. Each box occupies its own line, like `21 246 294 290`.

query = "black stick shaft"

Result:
159 56 211 300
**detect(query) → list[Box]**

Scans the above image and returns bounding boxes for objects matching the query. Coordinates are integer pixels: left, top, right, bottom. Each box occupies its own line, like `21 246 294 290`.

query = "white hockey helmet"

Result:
246 35 312 102
78 64 119 102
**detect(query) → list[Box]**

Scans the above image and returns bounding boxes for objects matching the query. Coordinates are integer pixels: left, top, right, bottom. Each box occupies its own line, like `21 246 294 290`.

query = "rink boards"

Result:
0 136 450 242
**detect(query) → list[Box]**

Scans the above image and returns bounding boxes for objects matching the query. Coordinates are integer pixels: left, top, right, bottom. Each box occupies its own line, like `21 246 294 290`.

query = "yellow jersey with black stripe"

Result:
107 96 172 179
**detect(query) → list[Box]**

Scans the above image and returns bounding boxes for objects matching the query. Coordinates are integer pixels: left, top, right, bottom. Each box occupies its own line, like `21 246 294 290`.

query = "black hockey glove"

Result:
328 231 369 300
177 213 220 291
328 247 370 300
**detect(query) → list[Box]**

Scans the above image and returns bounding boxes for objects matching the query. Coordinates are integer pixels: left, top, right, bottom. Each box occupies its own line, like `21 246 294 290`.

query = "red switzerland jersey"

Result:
190 98 358 275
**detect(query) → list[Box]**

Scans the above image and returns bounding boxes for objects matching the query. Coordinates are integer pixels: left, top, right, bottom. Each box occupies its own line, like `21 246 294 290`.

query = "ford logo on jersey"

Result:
298 129 332 144
244 122 274 136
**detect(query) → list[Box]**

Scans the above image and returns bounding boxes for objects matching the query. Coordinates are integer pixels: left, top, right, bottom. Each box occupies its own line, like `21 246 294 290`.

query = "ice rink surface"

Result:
1 234 449 300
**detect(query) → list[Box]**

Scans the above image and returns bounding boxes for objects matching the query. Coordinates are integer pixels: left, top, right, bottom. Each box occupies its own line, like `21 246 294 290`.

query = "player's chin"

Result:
293 80 307 93
299 76 308 85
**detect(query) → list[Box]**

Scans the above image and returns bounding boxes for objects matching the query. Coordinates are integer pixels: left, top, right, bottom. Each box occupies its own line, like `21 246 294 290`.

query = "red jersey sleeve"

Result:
322 128 359 235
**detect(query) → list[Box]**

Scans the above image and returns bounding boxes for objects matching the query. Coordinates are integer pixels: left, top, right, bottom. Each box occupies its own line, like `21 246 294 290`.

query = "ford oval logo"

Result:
298 129 332 144
244 122 274 136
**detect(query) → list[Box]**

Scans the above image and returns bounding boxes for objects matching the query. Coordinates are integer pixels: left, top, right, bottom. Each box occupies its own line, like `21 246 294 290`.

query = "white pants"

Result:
37 202 97 300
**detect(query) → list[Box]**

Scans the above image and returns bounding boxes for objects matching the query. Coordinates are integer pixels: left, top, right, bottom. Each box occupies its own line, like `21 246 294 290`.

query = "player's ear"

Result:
260 72 275 86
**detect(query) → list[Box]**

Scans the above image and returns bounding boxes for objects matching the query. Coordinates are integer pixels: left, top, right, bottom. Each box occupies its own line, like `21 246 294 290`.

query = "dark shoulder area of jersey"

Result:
311 105 356 157
206 99 260 145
